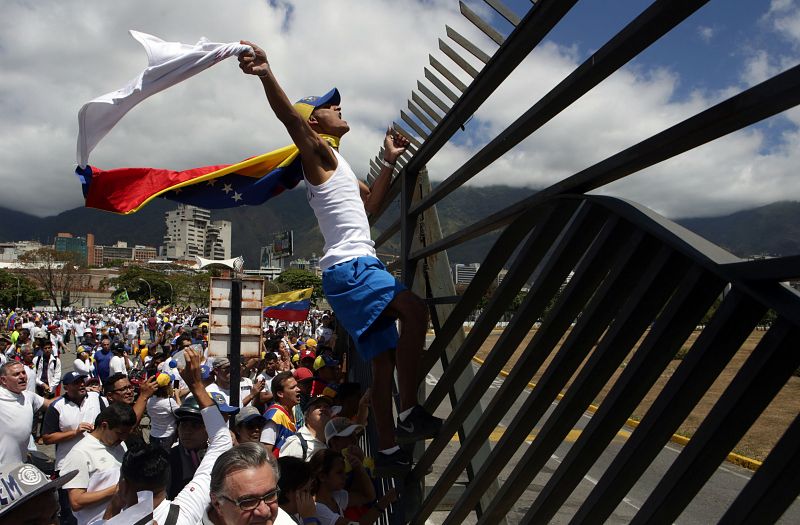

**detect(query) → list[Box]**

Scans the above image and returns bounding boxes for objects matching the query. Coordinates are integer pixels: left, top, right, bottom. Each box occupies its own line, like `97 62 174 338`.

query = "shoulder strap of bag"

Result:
297 431 309 461
164 503 181 525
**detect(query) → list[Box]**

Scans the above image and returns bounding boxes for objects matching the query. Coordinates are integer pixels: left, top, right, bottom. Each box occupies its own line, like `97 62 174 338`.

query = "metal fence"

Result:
350 0 800 523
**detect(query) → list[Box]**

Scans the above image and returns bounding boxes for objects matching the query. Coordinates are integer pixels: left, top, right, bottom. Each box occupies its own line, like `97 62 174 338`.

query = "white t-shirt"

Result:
74 321 87 335
61 433 126 525
256 371 276 392
147 395 180 438
125 320 140 337
279 425 327 461
109 355 128 376
41 392 104 471
315 490 351 525
0 386 44 464
206 379 253 408
73 358 95 377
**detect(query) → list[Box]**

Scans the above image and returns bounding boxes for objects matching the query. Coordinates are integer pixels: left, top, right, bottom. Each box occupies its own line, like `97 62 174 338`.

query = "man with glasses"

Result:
104 372 157 427
209 442 297 524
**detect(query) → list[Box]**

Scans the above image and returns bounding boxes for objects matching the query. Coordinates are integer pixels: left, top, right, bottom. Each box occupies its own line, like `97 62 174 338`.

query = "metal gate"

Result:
349 1 800 523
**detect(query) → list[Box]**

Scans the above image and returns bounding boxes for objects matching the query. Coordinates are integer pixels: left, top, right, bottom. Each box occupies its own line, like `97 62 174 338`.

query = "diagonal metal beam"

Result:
407 62 800 262
408 0 712 219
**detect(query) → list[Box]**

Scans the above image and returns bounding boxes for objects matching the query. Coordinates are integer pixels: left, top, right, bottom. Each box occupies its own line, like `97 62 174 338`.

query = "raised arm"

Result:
238 41 337 184
362 129 410 216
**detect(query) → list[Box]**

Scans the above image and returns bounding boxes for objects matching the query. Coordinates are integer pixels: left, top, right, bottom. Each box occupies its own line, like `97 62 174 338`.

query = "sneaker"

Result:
395 405 443 444
374 448 412 478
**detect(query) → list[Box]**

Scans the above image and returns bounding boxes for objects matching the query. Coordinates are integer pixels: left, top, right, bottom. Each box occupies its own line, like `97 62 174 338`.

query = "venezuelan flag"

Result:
76 136 339 214
5 312 17 330
263 287 313 322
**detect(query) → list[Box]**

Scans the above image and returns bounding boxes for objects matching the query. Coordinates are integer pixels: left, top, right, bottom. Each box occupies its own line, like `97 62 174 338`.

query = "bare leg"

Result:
383 290 429 413
372 349 397 450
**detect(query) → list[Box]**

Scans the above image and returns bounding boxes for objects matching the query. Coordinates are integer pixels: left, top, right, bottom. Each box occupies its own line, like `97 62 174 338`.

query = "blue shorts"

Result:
322 256 406 361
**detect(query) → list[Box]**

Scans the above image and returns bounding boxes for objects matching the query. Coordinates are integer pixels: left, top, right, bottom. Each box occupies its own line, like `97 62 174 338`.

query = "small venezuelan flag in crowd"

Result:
263 288 313 322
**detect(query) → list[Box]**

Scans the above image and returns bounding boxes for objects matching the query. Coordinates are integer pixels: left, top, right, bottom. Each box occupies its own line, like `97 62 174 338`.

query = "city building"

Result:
453 263 481 285
0 241 44 262
54 233 88 264
93 241 158 266
163 204 231 261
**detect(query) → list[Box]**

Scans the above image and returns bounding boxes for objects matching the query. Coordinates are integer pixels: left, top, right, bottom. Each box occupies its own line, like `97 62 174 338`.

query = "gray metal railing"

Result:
348 0 800 522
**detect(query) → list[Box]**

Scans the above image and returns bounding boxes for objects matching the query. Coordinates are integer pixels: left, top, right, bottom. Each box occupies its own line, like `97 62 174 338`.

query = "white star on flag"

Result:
222 183 233 194
232 192 243 202
207 179 217 186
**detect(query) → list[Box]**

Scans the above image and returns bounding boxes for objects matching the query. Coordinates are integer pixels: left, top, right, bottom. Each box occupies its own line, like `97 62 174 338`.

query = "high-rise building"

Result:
163 205 231 261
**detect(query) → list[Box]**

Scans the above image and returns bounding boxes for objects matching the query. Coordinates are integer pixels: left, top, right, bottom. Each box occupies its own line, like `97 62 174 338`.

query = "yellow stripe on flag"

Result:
263 287 313 308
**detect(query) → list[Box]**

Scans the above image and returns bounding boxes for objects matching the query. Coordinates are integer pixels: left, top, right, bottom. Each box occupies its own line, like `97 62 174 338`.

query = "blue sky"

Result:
0 0 798 219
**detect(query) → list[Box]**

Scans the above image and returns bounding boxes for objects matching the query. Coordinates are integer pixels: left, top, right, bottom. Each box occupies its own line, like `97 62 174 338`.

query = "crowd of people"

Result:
0 306 401 525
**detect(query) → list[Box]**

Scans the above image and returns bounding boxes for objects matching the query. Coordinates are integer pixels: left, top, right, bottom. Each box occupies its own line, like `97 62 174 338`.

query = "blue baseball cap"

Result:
294 88 340 121
200 365 212 380
209 391 239 415
62 371 87 385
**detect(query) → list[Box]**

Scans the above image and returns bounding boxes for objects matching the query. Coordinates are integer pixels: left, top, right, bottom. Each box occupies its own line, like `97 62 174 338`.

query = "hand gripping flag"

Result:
263 287 313 322
74 31 337 214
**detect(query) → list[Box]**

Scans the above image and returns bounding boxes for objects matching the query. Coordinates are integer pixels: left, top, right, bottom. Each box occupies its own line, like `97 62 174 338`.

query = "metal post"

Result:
16 277 20 308
230 277 242 427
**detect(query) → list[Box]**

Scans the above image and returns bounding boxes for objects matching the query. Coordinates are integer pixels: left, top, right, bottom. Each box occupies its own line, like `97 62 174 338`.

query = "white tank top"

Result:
305 150 376 270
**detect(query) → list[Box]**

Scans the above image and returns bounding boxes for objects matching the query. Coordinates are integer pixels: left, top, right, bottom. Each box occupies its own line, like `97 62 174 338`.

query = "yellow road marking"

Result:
450 427 631 443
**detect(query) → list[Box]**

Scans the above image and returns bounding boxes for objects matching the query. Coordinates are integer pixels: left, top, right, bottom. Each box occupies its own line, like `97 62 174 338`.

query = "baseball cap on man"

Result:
324 416 365 444
212 357 230 370
293 367 314 382
0 463 77 518
293 88 340 121
235 405 266 426
313 354 340 371
62 371 87 385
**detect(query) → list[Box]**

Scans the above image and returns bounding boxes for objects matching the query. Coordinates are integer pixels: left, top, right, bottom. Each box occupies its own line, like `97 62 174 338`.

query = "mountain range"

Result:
1 187 798 267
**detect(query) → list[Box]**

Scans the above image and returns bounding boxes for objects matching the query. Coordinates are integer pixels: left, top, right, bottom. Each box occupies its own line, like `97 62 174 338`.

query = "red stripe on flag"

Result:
85 164 230 213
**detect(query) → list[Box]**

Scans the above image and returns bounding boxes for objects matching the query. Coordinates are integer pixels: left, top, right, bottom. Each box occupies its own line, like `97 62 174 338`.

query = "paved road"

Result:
421 337 800 524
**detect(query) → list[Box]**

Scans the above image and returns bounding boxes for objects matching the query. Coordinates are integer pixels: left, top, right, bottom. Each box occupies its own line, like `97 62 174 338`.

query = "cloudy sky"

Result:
1 0 799 219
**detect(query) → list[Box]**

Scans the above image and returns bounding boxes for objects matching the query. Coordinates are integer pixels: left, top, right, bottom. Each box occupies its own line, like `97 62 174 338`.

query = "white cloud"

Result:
1 0 799 223
765 0 800 44
697 25 716 43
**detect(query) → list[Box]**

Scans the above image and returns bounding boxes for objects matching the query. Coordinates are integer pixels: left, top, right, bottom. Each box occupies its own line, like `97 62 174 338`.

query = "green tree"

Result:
0 270 43 308
274 269 323 304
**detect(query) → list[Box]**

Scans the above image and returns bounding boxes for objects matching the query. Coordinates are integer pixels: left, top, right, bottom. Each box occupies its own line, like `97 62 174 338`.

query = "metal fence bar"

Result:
721 254 800 281
484 0 522 26
459 1 506 45
445 25 492 64
408 0 710 219
482 244 687 523
630 319 800 525
422 200 595 399
449 234 666 524
407 64 800 262
571 288 767 524
405 0 579 176
418 200 566 375
526 264 726 522
721 414 800 524
415 204 611 523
